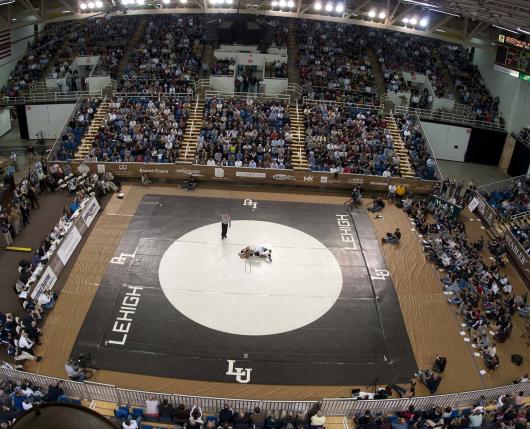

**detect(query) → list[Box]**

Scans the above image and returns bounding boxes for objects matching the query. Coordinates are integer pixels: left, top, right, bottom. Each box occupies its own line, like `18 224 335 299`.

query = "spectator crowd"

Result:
83 96 189 163
196 97 292 168
303 103 400 176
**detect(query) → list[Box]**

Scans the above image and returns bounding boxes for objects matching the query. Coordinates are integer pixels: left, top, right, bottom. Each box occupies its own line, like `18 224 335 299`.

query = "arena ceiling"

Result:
2 0 529 45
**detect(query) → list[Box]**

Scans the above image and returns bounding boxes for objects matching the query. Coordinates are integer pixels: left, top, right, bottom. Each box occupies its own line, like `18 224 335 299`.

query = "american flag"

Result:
0 29 11 60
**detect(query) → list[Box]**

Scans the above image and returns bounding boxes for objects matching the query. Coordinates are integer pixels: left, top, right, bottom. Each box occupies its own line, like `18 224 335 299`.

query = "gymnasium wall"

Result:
473 47 530 134
421 122 471 162
0 108 11 137
25 103 76 140
0 23 41 89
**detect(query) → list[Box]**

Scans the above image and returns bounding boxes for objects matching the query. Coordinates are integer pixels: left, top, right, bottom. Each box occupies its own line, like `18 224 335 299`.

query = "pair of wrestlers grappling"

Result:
239 245 272 262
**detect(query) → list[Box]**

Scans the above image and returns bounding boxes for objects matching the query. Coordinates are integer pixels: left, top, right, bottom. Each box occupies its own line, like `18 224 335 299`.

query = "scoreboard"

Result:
495 34 530 77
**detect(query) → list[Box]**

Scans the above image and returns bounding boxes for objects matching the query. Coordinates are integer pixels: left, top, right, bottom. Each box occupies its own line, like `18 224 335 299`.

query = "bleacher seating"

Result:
302 103 400 175
1 22 75 97
77 96 189 162
54 97 102 161
196 97 292 168
297 20 376 105
119 15 204 93
371 29 451 99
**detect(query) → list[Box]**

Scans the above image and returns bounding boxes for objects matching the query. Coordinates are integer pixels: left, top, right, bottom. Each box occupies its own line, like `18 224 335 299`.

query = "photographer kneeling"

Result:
65 358 92 382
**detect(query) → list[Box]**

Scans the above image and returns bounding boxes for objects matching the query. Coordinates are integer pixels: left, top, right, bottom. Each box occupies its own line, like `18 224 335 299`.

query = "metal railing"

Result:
477 174 529 194
411 111 444 181
510 210 530 221
393 105 505 131
0 89 103 106
204 90 291 101
302 97 379 110
113 92 192 99
0 367 528 417
287 82 302 98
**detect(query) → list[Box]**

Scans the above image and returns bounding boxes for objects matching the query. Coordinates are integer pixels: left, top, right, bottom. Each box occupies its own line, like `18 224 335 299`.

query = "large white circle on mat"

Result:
158 220 343 336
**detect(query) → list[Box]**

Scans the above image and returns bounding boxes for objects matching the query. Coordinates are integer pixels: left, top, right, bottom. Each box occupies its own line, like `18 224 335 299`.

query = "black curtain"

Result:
16 104 28 140
508 139 530 177
464 128 506 166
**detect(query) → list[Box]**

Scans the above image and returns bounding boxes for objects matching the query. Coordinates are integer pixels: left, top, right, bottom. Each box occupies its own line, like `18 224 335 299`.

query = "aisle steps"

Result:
179 97 204 163
289 104 308 170
287 22 301 85
74 101 110 161
385 115 416 179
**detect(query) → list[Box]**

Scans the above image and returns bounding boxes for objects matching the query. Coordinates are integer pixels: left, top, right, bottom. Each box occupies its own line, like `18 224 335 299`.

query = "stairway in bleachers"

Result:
289 104 308 170
385 115 416 179
179 97 204 163
74 102 110 161
287 22 301 85
116 17 147 81
367 48 386 99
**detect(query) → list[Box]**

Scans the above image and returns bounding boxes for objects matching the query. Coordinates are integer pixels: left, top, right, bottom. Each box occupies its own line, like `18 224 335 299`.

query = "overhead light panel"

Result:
335 3 343 12
287 0 295 7
368 9 376 18
427 8 459 17
378 11 386 19
409 17 417 25
419 17 428 27
402 17 409 23
403 0 438 7
314 2 321 10
492 24 519 34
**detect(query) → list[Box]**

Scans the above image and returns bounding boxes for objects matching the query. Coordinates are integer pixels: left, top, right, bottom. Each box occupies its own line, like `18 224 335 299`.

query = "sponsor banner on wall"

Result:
82 197 101 228
49 161 440 194
30 266 58 299
430 195 462 219
57 226 82 265
474 192 497 226
236 171 267 178
504 232 530 282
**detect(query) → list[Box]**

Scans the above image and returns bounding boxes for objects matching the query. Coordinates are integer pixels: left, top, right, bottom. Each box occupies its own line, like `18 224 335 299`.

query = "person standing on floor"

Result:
221 212 231 239
1 220 13 245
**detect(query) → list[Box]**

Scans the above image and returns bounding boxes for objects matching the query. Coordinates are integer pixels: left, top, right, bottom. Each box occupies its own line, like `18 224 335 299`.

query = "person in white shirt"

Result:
122 418 139 429
145 395 159 418
311 411 326 427
221 213 231 239
18 332 34 353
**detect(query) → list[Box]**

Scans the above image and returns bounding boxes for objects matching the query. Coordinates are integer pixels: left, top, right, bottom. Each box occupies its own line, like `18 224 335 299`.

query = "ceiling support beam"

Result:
462 16 468 40
390 4 416 25
465 21 487 41
386 0 400 25
296 0 303 15
18 0 42 20
426 15 454 34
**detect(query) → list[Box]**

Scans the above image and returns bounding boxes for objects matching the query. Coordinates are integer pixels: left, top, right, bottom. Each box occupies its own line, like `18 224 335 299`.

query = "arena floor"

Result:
27 184 530 399
71 195 416 385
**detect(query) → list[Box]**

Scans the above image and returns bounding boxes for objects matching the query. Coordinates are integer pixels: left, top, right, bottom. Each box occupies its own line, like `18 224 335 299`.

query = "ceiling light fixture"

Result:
325 2 333 11
163 0 170 3
419 17 428 27
95 0 103 6
402 17 409 23
80 1 87 8
335 3 344 13
314 1 321 10
368 9 376 18
87 1 95 8
434 28 445 32
409 17 418 25
271 1 278 5
279 0 287 8
287 0 295 7
378 11 386 19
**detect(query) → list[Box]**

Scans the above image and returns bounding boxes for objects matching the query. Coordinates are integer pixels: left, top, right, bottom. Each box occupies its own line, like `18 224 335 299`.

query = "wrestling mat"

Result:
72 195 417 385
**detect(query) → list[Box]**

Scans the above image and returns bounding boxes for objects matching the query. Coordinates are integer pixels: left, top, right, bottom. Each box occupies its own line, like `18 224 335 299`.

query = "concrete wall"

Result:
422 121 471 162
25 103 76 140
473 46 530 133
